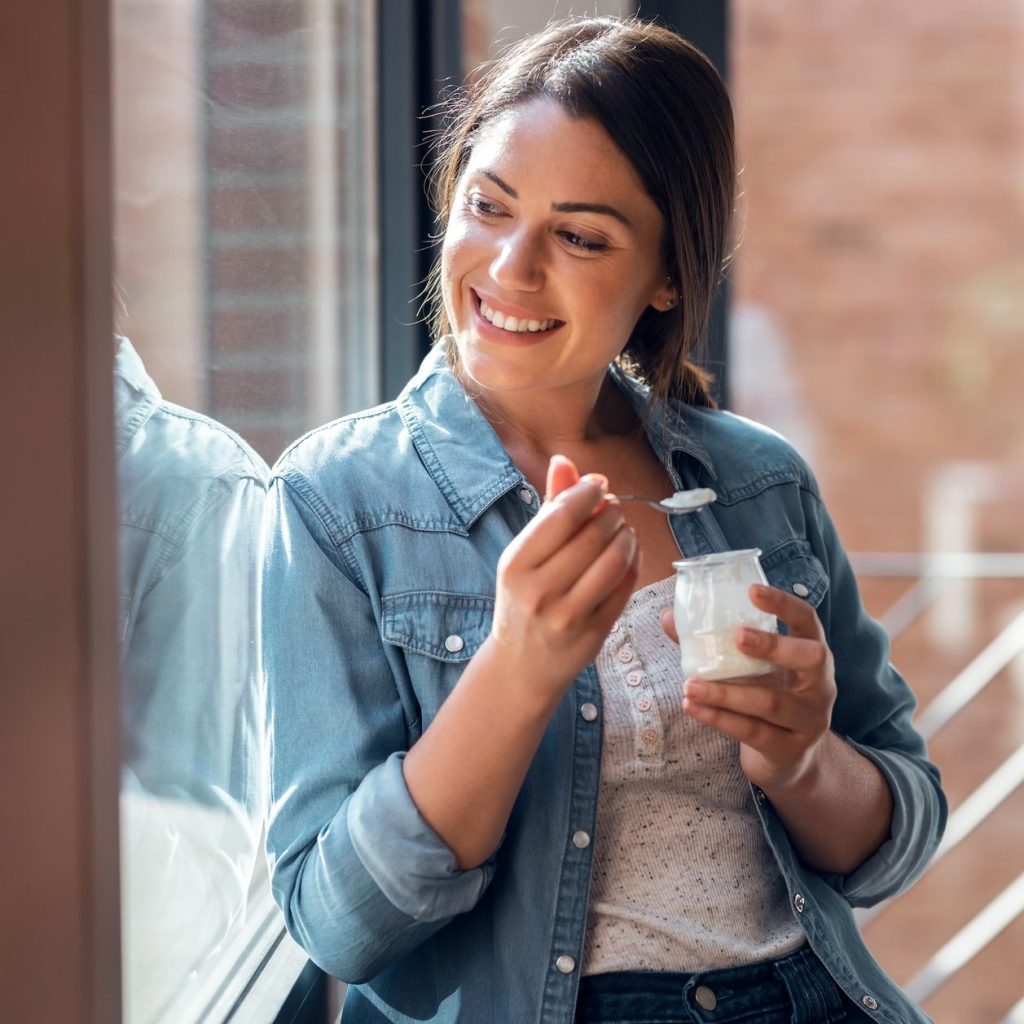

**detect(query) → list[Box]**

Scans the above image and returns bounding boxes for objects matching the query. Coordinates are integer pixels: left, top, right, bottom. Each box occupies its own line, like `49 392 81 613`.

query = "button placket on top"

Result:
608 599 664 762
540 666 602 1017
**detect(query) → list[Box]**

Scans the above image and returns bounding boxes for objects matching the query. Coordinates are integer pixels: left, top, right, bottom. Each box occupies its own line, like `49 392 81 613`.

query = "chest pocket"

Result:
381 591 494 663
760 539 829 609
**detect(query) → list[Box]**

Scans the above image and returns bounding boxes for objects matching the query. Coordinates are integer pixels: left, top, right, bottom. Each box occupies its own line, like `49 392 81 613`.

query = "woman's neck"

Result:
473 373 635 455
468 373 645 495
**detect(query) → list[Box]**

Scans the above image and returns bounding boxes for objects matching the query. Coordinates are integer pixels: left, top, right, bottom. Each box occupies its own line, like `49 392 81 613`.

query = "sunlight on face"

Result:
441 97 671 402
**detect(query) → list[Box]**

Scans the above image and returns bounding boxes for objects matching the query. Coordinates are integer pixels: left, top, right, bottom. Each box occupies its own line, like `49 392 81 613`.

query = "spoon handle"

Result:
616 495 701 514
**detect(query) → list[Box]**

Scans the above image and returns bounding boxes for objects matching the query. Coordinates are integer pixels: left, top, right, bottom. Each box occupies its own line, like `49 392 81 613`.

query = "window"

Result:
112 1 376 1018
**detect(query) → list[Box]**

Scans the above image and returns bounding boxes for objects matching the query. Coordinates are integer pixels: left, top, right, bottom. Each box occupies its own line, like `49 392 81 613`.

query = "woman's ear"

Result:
650 277 678 313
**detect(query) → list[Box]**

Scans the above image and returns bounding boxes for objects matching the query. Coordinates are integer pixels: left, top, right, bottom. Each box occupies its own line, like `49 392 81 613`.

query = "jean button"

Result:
793 893 806 913
555 954 576 974
862 995 879 1011
695 985 717 1010
580 702 599 722
444 634 464 653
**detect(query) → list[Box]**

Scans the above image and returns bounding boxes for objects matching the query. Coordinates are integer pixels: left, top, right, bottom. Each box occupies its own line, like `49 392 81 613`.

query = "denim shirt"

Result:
116 336 268 814
262 346 946 1024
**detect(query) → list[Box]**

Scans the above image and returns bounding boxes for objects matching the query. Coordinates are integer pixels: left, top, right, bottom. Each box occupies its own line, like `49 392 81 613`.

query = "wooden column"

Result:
0 2 120 1020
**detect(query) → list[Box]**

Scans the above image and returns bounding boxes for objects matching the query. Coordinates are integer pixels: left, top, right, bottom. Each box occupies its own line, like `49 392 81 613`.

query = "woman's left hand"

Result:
661 584 837 793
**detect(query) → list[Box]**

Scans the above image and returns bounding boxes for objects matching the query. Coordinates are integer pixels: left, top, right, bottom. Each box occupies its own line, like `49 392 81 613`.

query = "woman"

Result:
262 17 945 1024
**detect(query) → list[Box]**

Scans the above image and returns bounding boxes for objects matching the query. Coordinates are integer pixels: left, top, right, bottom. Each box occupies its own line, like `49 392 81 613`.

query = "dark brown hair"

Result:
424 15 737 409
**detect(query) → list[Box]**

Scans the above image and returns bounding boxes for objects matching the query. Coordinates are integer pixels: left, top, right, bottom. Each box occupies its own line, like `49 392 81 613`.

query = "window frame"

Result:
0 2 121 1021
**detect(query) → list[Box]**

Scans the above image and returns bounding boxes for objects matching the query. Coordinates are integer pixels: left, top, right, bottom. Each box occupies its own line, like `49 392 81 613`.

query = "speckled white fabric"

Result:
582 576 805 975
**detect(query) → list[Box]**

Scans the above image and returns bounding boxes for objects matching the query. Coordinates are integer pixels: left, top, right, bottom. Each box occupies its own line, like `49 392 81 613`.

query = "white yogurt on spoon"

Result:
660 487 717 511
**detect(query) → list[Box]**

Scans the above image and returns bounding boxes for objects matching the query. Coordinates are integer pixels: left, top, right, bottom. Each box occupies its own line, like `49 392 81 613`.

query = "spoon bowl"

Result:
616 488 717 515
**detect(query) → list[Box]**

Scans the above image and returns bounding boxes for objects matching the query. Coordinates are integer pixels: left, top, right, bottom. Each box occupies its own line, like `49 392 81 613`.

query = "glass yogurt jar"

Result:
673 549 778 681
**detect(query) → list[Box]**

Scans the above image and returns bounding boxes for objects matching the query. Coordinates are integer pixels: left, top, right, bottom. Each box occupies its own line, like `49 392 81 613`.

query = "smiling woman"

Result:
261 16 945 1024
424 21 735 411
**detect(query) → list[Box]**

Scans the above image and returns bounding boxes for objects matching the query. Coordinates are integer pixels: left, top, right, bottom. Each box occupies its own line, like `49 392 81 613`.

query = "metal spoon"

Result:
616 487 717 515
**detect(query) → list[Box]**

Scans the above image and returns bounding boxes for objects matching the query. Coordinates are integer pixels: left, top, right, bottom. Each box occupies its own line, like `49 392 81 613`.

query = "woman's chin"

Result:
452 343 536 395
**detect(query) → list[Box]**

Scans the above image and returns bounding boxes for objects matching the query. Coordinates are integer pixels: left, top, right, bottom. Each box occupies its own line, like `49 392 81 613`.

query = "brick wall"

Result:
731 0 1024 555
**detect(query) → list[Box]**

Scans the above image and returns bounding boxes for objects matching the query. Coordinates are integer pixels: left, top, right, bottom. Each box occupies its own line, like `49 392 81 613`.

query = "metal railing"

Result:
848 553 1024 1020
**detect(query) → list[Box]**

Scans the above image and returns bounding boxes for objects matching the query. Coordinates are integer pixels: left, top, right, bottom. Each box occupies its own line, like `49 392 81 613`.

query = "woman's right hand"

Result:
488 455 641 707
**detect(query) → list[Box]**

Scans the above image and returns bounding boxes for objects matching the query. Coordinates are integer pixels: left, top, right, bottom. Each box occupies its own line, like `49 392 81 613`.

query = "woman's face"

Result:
440 97 674 402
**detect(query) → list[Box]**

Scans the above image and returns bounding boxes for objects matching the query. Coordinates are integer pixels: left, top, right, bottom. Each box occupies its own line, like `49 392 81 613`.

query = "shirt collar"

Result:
397 344 717 530
113 336 162 460
607 362 717 481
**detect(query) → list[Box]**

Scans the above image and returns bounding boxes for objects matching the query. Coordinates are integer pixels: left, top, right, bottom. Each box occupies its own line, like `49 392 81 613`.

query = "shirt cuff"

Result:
346 751 496 923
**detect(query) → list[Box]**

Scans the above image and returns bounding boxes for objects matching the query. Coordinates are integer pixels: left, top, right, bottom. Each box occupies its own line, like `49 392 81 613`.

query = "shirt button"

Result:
518 487 534 505
641 728 658 745
616 644 634 664
694 986 718 1011
555 954 576 974
636 696 652 712
572 830 591 849
580 702 599 722
626 670 644 687
444 634 464 653
861 995 879 1011
610 619 621 633
792 582 810 598
793 893 806 913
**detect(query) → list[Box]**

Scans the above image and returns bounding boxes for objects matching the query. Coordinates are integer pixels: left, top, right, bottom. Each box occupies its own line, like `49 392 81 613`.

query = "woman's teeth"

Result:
479 299 557 333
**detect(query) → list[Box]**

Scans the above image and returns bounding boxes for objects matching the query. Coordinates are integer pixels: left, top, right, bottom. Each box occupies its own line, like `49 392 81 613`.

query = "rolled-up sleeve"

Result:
833 740 947 905
261 474 495 983
806 487 948 907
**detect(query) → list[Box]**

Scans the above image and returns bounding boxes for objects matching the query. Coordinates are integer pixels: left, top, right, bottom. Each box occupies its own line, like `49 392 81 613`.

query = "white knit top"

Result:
582 576 805 975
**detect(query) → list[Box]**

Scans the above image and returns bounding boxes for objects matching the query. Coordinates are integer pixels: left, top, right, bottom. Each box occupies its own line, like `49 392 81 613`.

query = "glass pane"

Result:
732 3 1024 1019
112 0 377 1018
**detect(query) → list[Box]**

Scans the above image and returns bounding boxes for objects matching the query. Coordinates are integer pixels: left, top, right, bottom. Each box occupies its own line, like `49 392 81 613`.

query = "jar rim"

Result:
672 548 763 570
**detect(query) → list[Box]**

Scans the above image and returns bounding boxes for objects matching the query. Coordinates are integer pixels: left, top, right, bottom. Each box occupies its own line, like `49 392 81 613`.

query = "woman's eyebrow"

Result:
479 169 634 230
552 200 633 230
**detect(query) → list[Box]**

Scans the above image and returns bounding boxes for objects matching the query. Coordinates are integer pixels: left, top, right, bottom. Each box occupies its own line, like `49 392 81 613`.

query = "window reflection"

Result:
115 335 267 1021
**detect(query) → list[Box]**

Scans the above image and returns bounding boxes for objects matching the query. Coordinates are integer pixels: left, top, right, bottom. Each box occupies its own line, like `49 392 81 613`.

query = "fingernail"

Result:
684 679 706 698
581 472 609 491
737 627 758 647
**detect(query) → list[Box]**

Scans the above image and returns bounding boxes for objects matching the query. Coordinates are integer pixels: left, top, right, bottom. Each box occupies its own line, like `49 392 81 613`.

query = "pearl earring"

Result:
664 297 676 310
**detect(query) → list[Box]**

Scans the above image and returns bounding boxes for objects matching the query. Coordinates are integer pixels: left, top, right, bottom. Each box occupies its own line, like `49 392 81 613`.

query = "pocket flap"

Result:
381 591 494 662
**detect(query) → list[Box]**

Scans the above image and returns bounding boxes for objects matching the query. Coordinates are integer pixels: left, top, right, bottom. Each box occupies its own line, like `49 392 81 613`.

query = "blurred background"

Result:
103 0 1024 1020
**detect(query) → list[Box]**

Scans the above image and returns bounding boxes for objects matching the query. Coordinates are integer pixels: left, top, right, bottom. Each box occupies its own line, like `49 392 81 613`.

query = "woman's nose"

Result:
488 229 544 291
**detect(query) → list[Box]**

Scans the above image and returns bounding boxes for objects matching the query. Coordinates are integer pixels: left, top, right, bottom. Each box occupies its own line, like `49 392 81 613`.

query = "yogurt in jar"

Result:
673 550 777 681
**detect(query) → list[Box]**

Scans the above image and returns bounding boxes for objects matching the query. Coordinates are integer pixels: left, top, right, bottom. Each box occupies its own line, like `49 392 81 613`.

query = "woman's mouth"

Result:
470 290 564 340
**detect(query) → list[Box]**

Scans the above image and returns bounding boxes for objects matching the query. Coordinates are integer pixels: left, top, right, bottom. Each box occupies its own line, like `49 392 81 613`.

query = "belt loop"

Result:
678 975 701 1023
772 948 845 1023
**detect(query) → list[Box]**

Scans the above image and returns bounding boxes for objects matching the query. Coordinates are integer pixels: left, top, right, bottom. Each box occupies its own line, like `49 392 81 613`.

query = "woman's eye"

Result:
560 231 607 253
466 195 503 217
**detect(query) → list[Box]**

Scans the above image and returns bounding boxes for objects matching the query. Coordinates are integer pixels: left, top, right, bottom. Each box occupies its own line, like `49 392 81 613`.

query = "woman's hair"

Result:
424 15 737 409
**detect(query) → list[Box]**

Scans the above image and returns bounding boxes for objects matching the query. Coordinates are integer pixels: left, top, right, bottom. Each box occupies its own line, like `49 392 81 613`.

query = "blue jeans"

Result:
574 947 872 1024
